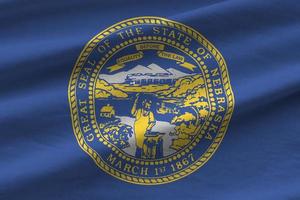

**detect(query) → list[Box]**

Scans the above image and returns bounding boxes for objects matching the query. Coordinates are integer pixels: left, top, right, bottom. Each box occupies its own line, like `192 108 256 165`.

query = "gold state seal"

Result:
68 16 234 185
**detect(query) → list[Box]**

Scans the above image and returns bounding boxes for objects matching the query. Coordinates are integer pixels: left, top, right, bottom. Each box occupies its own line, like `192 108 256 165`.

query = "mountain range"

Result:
99 63 190 83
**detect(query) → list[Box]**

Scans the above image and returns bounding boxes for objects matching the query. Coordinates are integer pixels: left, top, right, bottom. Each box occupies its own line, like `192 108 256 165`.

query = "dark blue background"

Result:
0 0 300 199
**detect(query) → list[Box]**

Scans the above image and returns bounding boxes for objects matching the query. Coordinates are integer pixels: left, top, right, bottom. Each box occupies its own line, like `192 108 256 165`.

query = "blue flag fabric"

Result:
1 0 300 200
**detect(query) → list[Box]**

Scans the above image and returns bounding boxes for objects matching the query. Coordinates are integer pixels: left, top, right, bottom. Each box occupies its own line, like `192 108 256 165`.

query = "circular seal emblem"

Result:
68 16 234 184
